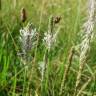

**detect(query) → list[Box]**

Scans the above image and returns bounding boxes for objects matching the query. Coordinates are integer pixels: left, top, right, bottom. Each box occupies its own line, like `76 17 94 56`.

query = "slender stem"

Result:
59 47 74 96
41 49 49 95
34 0 46 62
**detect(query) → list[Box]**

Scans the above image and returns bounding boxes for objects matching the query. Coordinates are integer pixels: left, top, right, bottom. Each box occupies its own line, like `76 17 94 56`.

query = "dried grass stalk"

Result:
75 0 96 94
59 47 75 96
77 77 92 96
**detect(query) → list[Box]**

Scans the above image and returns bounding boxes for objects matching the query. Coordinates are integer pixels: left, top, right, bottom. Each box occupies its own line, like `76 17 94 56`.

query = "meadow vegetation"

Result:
0 0 96 96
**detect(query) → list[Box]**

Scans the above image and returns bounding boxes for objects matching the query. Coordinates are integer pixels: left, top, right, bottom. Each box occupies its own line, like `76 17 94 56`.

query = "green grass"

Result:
0 0 96 96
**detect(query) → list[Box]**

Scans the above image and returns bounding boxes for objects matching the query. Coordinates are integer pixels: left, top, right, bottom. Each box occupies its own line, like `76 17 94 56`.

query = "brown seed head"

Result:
53 16 61 24
20 7 27 23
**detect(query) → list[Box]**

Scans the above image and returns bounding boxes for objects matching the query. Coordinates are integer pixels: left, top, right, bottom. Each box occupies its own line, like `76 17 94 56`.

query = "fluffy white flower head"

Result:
19 22 37 54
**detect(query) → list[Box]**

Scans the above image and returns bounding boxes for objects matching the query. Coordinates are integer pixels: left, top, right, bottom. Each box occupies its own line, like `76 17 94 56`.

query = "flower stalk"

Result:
74 0 96 95
41 15 61 95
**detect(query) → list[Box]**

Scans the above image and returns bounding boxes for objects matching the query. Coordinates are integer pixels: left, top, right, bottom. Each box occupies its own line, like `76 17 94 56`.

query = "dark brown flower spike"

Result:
20 7 27 23
53 16 61 24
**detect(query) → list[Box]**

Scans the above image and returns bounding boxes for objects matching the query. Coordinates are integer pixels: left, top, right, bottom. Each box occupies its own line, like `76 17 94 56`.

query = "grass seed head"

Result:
20 7 27 23
19 22 37 57
53 16 61 24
